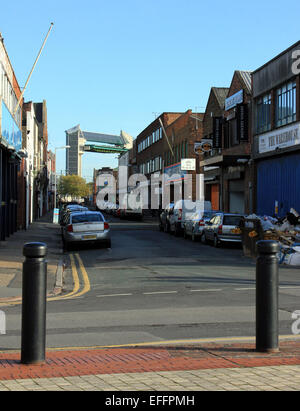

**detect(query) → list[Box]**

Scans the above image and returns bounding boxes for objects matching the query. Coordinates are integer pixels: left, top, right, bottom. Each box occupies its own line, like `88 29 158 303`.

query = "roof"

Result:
236 70 252 94
212 87 230 109
252 40 300 74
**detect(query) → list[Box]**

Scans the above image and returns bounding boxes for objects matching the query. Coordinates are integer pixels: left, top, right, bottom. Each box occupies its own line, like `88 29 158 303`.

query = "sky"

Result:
1 0 300 181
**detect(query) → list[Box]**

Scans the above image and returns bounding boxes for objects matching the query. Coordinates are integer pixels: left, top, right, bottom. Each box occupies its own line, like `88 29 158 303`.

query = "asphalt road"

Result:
2 215 300 349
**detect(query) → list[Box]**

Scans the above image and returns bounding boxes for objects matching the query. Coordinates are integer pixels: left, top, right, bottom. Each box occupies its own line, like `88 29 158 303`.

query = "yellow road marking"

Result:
74 253 91 296
23 334 300 352
0 252 91 306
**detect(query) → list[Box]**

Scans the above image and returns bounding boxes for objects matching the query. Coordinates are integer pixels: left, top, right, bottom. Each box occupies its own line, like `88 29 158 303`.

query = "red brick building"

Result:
200 73 252 214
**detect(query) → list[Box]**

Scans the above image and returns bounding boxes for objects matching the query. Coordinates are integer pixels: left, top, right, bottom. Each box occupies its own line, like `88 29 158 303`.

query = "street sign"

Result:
53 208 59 224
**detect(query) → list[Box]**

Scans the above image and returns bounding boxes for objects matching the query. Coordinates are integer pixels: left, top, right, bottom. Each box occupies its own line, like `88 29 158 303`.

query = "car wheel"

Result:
200 232 206 244
105 240 111 248
64 242 72 251
213 235 219 248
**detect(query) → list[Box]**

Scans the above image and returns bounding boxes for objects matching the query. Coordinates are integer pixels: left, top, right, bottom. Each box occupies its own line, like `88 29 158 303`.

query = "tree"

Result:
58 175 90 199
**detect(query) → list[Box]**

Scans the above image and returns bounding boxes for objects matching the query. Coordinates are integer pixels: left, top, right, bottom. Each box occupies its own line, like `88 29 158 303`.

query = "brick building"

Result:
135 111 204 209
200 87 229 210
163 109 204 203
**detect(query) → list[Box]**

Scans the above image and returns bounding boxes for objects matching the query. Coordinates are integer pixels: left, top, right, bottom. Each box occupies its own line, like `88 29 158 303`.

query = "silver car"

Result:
62 211 111 250
184 210 219 241
203 212 244 247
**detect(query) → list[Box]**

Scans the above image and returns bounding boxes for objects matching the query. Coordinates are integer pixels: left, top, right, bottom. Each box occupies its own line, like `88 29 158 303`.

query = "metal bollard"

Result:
21 242 47 364
256 240 280 353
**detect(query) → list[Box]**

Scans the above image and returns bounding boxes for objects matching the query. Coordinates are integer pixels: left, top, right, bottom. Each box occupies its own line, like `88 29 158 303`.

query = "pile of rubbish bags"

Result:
245 208 300 266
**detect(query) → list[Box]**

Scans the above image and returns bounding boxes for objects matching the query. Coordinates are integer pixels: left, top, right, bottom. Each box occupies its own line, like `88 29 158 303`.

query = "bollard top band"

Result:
256 240 280 254
23 242 47 258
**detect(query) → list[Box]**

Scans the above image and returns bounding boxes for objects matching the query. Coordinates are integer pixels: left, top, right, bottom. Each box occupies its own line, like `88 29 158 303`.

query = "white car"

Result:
169 200 212 236
62 211 111 250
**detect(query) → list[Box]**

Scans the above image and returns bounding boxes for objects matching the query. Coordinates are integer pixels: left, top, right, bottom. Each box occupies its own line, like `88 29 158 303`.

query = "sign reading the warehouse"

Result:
258 123 300 153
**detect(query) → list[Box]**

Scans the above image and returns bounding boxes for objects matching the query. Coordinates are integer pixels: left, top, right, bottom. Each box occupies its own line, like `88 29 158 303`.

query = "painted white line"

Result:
96 293 133 298
234 287 256 291
143 291 178 295
190 289 222 292
279 286 300 289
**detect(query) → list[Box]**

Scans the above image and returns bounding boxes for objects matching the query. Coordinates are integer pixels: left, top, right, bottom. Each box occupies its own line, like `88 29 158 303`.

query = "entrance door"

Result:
229 179 244 214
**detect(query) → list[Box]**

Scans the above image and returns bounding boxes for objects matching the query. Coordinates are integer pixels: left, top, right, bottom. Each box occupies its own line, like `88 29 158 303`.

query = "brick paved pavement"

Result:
0 340 300 391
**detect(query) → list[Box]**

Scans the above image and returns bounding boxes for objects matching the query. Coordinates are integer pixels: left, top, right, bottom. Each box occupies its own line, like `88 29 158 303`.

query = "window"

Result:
229 118 238 146
256 93 271 133
72 213 104 223
275 81 296 127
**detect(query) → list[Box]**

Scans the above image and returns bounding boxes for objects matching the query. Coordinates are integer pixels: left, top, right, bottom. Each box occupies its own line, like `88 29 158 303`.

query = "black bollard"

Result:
21 242 47 364
256 240 280 353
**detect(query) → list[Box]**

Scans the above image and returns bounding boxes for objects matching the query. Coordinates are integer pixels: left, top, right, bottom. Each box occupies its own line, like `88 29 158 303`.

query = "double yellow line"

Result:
0 253 90 306
48 253 90 301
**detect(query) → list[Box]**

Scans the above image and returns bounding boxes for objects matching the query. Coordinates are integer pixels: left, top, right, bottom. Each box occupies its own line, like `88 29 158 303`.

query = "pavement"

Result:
0 213 300 392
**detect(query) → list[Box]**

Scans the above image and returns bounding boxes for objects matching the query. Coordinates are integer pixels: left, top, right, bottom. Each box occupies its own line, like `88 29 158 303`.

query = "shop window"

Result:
275 81 296 127
256 93 271 134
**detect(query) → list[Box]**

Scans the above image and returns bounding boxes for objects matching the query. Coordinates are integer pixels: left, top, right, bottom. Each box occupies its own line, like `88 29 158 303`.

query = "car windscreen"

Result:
71 214 104 224
223 216 242 226
203 211 216 218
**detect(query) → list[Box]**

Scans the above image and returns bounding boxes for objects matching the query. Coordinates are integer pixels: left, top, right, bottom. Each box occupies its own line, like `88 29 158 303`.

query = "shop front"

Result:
255 122 300 217
0 101 22 240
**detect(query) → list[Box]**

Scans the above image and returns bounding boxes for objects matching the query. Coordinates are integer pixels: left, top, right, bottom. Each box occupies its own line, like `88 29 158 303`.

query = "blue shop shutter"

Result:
257 153 300 217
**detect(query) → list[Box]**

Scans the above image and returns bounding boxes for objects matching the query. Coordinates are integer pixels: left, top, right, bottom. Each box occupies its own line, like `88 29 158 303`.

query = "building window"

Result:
256 93 271 134
275 81 296 127
229 118 238 146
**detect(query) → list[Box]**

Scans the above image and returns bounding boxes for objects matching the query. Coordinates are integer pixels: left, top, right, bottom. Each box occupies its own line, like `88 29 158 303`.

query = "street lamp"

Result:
54 145 70 209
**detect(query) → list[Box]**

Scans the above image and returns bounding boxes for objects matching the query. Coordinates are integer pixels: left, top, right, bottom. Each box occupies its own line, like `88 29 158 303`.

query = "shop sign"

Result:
225 89 243 111
236 103 248 141
164 162 187 183
258 122 300 154
194 140 212 154
1 101 22 151
181 158 196 171
213 117 222 148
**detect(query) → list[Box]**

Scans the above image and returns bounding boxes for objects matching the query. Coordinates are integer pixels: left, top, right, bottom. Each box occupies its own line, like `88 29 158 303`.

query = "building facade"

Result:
252 40 300 217
200 87 229 210
0 33 23 239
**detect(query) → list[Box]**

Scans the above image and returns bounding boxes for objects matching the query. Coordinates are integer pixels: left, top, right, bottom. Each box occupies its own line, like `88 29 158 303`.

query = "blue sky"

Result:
1 0 299 181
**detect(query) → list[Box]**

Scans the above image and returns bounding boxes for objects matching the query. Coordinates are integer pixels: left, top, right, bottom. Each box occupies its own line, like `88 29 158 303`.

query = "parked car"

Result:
183 210 220 241
202 212 244 247
159 203 174 232
62 211 111 250
119 197 143 220
169 200 212 236
59 204 88 225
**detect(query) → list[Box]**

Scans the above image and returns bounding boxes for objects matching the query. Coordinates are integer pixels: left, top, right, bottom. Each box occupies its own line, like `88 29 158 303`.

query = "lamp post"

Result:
54 146 70 209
